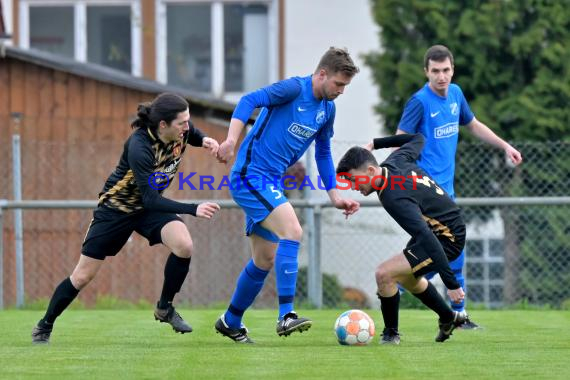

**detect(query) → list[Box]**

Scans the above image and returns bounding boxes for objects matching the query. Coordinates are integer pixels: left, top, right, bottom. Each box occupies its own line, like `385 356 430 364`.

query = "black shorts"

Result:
403 226 466 278
81 206 183 260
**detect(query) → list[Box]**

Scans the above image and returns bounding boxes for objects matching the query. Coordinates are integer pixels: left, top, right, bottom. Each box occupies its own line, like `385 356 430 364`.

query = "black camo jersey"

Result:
98 123 205 214
374 133 465 289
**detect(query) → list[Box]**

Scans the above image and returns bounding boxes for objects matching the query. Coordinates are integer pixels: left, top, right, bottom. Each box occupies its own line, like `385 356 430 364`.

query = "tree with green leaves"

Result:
365 0 570 141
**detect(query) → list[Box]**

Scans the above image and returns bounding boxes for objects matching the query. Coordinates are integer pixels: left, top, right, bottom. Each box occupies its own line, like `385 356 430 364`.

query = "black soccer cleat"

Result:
154 304 193 334
435 311 466 342
457 315 481 330
380 328 401 345
214 314 254 343
31 323 53 344
276 311 312 337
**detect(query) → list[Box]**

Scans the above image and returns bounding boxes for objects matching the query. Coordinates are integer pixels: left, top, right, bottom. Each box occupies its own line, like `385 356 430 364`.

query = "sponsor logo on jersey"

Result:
450 102 459 115
434 122 459 139
316 110 326 124
287 123 317 140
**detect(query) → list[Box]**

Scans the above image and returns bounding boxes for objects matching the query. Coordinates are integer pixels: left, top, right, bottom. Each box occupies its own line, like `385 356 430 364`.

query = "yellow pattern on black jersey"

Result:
98 128 189 213
422 215 455 241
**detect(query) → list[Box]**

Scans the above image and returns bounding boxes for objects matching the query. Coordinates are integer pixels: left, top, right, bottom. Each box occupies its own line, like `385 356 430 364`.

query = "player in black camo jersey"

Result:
336 133 467 344
32 93 221 344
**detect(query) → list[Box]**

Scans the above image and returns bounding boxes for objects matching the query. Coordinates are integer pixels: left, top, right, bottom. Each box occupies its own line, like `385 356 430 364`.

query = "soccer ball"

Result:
334 309 375 345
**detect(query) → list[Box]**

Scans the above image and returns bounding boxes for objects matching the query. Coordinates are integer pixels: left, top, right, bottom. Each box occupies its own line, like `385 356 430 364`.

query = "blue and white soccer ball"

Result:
334 309 375 345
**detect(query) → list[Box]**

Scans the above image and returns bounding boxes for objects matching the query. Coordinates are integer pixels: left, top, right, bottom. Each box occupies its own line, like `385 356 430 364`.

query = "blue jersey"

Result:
231 75 337 189
398 83 474 197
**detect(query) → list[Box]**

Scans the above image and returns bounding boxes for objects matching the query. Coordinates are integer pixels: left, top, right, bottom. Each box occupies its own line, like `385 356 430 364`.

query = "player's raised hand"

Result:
362 141 373 151
217 139 235 164
202 137 219 157
505 145 523 166
196 202 221 219
447 287 465 304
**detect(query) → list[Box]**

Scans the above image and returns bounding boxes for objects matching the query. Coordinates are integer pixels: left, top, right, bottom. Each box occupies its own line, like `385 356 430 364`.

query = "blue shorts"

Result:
230 171 288 243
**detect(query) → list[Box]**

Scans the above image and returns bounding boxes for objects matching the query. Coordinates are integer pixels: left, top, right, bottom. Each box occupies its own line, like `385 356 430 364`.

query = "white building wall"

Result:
283 0 401 306
283 0 382 143
1 0 13 45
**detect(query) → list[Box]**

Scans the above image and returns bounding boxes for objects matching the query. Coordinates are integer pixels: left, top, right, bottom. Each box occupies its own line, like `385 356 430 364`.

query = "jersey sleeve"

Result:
187 121 206 147
127 135 199 216
374 133 425 163
456 86 474 125
231 77 303 124
314 104 336 190
314 138 336 190
397 96 424 133
383 197 461 290
316 103 336 141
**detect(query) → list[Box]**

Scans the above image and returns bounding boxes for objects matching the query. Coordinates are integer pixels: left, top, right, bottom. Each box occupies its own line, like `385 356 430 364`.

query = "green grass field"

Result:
1 309 569 379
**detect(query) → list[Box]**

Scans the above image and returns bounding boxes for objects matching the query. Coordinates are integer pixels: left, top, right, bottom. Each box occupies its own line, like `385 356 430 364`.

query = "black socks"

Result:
378 291 400 330
158 253 191 309
413 282 454 322
39 277 80 327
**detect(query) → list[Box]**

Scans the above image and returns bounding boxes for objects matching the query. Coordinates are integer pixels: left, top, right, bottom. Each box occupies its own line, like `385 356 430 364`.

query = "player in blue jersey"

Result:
396 45 523 328
214 47 361 343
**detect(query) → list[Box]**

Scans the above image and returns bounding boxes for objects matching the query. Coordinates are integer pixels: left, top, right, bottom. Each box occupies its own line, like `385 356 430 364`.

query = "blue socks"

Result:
449 250 466 312
224 239 301 328
275 239 300 320
225 259 269 328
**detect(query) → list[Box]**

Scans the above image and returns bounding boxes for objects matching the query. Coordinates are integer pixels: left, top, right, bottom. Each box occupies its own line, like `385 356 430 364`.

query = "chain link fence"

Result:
1 138 569 309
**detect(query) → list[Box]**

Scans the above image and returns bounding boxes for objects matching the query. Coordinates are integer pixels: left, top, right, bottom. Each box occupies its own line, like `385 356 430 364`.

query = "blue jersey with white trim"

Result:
231 75 336 187
398 83 474 197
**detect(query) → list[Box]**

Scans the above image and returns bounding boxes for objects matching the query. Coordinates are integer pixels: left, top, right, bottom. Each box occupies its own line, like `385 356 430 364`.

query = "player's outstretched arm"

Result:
195 202 221 219
327 188 360 219
202 137 219 157
466 118 523 166
217 118 245 164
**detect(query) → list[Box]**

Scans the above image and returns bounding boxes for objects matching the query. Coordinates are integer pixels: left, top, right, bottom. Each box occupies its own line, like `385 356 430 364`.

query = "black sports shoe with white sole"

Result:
276 311 312 337
215 314 254 343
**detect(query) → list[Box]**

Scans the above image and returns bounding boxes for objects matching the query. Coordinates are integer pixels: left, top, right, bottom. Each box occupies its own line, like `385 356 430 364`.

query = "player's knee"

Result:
255 254 275 270
375 265 393 287
173 239 193 258
282 223 303 241
70 270 96 289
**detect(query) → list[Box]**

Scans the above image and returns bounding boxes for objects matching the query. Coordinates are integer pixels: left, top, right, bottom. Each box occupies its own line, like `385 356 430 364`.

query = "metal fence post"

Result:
308 204 322 308
12 133 24 307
